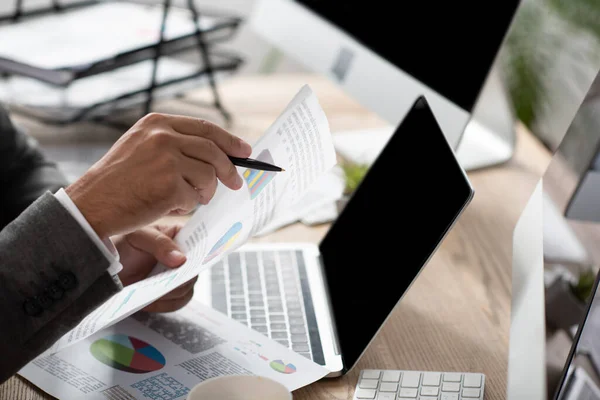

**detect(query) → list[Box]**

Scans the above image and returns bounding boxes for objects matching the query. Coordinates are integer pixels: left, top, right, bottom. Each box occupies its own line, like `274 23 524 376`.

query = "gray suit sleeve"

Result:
0 193 122 383
0 105 122 382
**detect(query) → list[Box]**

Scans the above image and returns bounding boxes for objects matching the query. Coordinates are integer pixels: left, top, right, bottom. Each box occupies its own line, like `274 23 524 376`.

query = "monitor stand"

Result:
332 65 517 171
455 118 515 171
456 63 517 170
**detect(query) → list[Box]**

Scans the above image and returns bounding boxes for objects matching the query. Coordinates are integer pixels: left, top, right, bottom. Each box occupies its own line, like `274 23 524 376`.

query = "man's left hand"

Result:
114 224 197 313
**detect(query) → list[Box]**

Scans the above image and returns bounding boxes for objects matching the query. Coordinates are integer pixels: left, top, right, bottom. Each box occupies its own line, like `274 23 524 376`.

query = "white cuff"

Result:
53 188 123 276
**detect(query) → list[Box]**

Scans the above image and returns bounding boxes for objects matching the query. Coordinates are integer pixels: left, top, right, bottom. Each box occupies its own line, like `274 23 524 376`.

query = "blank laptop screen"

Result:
319 97 474 372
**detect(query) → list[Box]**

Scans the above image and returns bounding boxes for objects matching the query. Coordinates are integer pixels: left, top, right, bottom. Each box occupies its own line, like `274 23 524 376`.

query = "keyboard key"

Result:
292 344 310 352
462 388 481 398
398 388 417 398
443 373 461 382
231 305 246 312
291 334 307 343
231 313 247 320
271 323 287 330
251 317 266 324
289 317 304 325
249 301 263 307
361 370 381 379
442 382 459 392
422 372 440 386
440 394 458 400
379 382 398 392
376 393 395 400
270 315 285 321
252 325 267 333
463 374 482 388
355 388 376 399
269 306 284 313
230 298 245 304
271 332 287 339
250 309 265 317
401 371 421 388
382 370 401 382
275 339 289 347
290 325 306 334
359 379 378 389
420 386 438 396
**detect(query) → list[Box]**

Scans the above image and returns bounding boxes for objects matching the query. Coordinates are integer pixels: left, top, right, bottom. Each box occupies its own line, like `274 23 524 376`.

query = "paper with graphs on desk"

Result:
41 84 337 356
19 297 329 399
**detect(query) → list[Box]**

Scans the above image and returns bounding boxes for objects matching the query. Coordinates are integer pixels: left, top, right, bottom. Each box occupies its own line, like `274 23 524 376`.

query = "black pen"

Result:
228 156 285 172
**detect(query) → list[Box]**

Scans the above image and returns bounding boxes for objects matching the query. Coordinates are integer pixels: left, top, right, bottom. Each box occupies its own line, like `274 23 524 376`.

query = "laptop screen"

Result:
319 97 474 372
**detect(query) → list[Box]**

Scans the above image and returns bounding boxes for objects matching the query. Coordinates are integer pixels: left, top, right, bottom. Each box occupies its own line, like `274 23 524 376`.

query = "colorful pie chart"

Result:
90 334 165 374
270 359 297 374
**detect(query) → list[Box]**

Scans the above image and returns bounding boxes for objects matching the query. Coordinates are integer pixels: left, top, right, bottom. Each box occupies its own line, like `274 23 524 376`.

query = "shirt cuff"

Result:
53 188 123 276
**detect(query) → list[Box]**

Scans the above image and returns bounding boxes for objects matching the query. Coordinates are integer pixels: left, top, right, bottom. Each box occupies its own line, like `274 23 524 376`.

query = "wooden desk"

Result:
0 74 554 400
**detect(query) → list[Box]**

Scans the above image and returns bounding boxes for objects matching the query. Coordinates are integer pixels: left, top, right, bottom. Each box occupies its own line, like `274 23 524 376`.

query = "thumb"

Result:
127 226 187 268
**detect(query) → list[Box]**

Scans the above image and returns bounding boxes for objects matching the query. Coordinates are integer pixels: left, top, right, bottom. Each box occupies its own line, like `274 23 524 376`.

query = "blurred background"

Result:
2 0 600 229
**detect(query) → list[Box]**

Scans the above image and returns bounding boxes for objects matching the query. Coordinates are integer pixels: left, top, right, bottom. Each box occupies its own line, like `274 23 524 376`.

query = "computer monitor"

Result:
508 179 547 400
249 0 520 170
562 80 600 223
509 72 600 399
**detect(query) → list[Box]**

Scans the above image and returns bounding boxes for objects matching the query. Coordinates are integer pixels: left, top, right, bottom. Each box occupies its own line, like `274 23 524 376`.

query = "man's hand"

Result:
115 223 197 313
66 113 252 238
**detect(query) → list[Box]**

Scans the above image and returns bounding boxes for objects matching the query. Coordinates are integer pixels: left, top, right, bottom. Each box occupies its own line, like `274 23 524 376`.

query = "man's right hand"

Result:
65 113 252 239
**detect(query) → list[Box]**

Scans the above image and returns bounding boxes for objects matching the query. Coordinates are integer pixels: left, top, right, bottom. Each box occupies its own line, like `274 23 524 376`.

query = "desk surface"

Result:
0 74 554 400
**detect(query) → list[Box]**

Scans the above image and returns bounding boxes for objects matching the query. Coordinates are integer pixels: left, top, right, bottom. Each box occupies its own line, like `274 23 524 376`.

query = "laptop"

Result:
196 96 475 376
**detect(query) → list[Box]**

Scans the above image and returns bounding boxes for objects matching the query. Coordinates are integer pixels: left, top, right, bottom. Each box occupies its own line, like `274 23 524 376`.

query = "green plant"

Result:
341 162 369 195
501 0 600 138
570 268 596 303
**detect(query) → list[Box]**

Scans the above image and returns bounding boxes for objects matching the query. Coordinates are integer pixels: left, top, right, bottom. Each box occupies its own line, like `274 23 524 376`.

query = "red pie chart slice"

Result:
129 351 165 373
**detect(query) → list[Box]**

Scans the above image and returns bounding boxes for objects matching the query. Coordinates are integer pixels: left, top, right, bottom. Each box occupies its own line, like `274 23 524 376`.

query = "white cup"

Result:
187 375 292 400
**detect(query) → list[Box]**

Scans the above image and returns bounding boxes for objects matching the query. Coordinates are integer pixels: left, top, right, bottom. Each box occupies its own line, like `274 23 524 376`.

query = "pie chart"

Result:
90 334 165 374
269 359 297 374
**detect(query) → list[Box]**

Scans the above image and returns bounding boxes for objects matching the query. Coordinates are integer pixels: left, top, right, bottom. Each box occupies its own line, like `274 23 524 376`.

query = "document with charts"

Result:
19 298 329 399
20 85 336 393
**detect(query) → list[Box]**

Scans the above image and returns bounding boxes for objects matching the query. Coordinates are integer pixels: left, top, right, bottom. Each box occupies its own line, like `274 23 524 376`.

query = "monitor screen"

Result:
551 270 600 400
319 97 474 371
294 0 520 112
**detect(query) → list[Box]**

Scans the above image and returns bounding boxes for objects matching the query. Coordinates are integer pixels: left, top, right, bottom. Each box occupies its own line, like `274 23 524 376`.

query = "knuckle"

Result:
151 130 174 147
142 112 166 125
202 138 219 155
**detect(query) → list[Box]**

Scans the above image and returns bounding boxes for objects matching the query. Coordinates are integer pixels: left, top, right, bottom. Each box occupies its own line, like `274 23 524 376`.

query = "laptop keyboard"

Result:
210 249 325 364
354 370 485 400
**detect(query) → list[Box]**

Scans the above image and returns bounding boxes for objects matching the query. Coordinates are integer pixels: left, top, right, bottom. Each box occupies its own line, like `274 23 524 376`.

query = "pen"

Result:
228 156 285 172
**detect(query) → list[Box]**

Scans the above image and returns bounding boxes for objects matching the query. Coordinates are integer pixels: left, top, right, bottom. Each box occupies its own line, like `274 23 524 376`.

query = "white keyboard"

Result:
353 369 485 400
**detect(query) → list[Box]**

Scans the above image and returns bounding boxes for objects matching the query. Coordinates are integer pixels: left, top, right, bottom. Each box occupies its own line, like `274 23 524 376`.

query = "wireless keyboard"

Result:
353 369 485 400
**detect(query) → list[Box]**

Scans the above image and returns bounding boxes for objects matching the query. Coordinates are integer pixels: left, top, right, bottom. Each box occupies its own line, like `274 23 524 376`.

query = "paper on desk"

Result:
41 84 337 356
256 164 345 236
19 299 329 399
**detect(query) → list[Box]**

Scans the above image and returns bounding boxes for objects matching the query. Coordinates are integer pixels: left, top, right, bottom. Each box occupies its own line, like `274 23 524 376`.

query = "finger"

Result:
179 135 243 190
127 226 187 268
165 114 252 158
181 157 219 203
155 223 184 239
178 176 203 210
142 287 194 313
160 277 197 300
